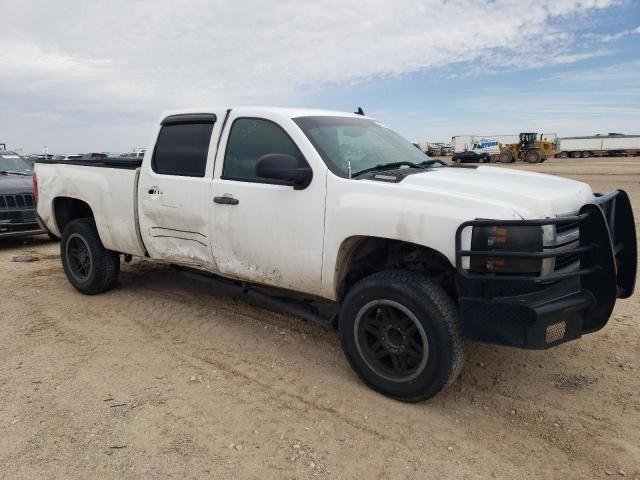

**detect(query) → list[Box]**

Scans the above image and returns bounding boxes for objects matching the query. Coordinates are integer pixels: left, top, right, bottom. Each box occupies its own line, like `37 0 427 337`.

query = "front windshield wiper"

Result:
418 159 442 166
352 161 427 178
0 170 31 176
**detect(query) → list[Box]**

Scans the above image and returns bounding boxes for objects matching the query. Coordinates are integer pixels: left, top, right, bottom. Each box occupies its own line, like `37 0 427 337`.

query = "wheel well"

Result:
53 197 94 234
335 237 456 301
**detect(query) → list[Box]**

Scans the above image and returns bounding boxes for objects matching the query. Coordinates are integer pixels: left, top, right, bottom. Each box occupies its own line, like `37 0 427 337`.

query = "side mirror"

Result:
255 153 312 190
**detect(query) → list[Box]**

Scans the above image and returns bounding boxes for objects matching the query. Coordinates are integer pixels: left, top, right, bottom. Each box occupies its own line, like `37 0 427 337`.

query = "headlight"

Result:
470 225 543 274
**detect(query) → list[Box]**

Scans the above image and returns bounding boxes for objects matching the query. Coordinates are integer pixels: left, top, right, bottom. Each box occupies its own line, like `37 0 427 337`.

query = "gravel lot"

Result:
1 157 639 479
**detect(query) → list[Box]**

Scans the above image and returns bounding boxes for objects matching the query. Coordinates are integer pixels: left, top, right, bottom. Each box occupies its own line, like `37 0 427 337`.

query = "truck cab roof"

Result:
158 107 369 121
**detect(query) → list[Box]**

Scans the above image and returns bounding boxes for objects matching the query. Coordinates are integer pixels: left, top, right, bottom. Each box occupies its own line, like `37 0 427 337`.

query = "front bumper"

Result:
0 209 45 239
455 190 637 349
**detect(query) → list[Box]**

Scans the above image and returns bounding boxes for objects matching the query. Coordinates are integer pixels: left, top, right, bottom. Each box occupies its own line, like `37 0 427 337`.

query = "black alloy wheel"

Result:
66 233 93 282
354 300 429 382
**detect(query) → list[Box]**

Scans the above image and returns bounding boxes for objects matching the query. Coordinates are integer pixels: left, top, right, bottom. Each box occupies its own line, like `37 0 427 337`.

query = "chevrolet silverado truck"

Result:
0 150 44 238
34 107 637 401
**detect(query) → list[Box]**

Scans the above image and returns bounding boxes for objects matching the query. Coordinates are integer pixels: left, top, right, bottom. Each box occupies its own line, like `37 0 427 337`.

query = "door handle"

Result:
213 196 239 205
147 186 162 195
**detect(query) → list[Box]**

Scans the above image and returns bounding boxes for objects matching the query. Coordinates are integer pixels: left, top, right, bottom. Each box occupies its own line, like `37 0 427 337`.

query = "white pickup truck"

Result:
34 107 637 401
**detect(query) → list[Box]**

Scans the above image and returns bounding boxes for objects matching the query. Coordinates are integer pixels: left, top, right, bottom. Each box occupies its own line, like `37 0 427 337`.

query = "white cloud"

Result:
599 25 640 42
0 0 623 151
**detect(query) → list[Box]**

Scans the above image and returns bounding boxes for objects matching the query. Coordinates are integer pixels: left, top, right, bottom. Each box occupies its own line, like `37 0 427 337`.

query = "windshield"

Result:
293 116 440 178
0 153 32 174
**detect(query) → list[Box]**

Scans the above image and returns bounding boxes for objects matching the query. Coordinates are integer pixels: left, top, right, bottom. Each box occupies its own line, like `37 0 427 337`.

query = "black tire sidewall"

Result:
61 219 118 294
527 150 541 163
339 272 460 401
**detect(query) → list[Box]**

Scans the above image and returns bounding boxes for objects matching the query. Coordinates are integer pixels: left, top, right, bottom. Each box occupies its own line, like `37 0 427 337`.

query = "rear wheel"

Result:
499 150 514 163
525 149 543 163
559 151 569 158
339 270 465 402
61 218 120 294
582 151 591 158
570 151 581 158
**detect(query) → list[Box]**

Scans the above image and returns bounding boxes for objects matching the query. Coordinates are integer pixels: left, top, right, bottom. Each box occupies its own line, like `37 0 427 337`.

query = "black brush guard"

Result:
455 190 637 349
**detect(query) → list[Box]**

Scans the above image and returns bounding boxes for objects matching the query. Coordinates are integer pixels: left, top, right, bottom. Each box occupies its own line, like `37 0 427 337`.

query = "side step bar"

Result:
176 267 335 327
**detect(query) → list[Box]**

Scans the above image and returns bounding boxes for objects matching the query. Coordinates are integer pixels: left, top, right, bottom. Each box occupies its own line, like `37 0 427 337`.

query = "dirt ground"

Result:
1 156 639 479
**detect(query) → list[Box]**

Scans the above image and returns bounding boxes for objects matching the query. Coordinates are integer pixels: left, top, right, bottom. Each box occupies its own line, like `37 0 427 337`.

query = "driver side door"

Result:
209 114 326 295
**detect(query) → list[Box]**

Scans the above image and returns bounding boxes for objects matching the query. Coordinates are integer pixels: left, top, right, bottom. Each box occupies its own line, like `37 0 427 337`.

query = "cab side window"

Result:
222 118 307 181
152 121 214 177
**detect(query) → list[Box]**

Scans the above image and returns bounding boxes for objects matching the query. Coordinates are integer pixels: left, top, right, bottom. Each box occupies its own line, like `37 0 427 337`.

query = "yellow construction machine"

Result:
497 133 556 164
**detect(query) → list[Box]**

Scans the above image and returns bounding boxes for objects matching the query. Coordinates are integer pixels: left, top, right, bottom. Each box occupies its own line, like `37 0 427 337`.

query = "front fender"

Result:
321 174 521 299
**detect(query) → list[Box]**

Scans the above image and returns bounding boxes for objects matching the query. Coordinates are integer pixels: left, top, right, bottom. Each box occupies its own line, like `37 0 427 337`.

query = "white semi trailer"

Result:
557 135 640 158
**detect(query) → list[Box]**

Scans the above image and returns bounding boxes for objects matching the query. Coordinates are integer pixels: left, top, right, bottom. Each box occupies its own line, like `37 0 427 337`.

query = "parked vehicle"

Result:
419 142 453 157
0 150 45 239
54 154 83 161
34 107 637 401
451 150 490 163
81 152 108 160
557 135 640 158
121 149 146 159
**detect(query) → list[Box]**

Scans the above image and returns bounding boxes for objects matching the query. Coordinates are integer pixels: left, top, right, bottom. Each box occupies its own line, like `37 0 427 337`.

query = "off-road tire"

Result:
61 218 120 294
339 270 466 402
525 150 543 163
499 150 514 163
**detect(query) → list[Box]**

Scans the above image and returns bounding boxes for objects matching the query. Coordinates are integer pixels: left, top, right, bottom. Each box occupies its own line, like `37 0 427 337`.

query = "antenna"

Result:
355 107 365 116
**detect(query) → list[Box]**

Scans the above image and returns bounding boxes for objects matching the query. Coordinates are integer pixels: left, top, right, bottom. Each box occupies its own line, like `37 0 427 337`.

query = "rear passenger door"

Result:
138 112 225 268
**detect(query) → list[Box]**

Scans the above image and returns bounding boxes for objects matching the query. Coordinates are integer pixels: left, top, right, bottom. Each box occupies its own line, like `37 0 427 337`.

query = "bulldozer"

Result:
497 133 556 164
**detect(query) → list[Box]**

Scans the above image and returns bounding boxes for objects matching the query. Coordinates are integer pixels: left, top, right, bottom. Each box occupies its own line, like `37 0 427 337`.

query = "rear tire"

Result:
61 218 120 294
338 270 466 402
582 151 591 158
559 151 568 158
570 151 581 158
499 150 514 163
525 150 543 163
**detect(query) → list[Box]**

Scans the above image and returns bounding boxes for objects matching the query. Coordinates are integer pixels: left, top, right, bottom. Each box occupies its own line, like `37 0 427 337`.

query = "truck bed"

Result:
35 160 146 256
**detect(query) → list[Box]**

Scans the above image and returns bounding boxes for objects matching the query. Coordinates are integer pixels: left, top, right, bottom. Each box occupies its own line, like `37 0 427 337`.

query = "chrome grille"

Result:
555 252 581 270
555 220 579 236
540 215 581 276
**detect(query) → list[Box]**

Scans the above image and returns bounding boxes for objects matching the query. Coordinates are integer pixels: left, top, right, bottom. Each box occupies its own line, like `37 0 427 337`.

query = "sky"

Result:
0 0 639 153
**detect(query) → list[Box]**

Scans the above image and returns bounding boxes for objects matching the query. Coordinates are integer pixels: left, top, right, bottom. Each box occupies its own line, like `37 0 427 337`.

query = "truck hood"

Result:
0 175 34 195
401 166 594 218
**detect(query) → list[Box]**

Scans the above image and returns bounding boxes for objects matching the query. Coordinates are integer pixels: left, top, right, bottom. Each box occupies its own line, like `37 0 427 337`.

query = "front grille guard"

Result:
455 190 637 301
